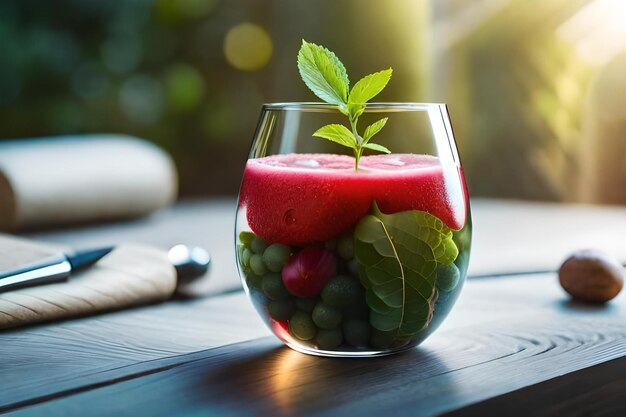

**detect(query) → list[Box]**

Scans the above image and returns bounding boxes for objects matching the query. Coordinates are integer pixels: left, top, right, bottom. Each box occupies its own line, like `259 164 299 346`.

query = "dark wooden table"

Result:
2 199 626 416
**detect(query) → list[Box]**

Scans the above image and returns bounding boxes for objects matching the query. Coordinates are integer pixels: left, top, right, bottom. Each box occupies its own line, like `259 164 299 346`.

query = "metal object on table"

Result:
168 244 211 284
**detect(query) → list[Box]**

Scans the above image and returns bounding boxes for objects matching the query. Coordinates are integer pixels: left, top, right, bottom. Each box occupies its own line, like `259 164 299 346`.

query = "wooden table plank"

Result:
441 356 626 417
3 273 625 416
0 292 270 411
469 199 626 276
6 289 626 416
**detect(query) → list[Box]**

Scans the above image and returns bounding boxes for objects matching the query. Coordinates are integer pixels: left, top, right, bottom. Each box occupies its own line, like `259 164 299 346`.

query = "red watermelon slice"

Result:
239 153 466 245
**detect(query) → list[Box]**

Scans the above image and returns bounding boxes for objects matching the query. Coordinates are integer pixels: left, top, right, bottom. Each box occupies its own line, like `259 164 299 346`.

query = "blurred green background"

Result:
2 0 626 202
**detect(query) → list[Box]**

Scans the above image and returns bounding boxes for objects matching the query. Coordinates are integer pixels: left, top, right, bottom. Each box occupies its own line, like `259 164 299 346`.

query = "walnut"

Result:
558 250 623 303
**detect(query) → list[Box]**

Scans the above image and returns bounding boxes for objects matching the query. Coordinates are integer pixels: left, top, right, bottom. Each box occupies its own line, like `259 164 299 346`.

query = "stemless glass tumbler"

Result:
235 103 471 357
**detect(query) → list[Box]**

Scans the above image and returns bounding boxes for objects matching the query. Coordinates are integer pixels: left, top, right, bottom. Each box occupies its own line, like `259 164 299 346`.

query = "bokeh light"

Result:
557 0 626 66
155 0 218 24
101 34 142 74
164 63 205 112
119 75 165 124
71 62 110 100
0 67 21 105
223 23 273 71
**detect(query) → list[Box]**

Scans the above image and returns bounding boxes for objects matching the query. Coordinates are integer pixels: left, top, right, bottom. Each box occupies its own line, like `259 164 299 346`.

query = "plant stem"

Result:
349 116 362 171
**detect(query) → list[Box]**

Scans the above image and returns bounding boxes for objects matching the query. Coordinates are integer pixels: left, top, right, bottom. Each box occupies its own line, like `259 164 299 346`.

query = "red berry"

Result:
281 247 337 297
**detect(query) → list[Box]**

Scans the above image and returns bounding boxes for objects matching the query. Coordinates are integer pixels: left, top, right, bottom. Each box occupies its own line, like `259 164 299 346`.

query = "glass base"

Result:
284 340 416 358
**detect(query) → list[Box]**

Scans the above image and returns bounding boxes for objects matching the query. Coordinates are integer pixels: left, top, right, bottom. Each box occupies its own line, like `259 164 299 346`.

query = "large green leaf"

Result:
297 40 349 106
354 203 458 337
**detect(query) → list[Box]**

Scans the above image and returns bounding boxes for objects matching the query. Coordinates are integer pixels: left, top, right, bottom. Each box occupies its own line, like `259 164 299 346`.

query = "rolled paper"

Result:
0 135 178 231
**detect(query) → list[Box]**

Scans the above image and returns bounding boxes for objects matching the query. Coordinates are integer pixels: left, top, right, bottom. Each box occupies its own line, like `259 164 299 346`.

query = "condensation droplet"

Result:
283 209 297 226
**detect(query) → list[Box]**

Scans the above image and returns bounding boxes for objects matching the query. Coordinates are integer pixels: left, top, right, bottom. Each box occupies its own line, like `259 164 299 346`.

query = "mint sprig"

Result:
297 40 392 170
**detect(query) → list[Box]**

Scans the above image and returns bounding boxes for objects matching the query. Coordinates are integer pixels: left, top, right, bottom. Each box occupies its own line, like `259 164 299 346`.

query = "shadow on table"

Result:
199 341 450 416
556 299 619 314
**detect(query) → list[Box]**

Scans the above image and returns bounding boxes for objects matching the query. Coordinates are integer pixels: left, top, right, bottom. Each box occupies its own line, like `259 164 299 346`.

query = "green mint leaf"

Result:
354 203 458 337
363 143 391 154
297 40 349 106
362 117 388 142
348 68 393 106
312 124 355 148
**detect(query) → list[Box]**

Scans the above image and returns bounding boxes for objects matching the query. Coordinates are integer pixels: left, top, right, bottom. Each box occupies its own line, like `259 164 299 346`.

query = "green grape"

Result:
342 301 369 320
239 231 256 247
336 234 354 260
249 254 268 276
436 263 460 293
348 259 359 276
262 272 291 300
312 302 342 329
245 273 264 290
324 239 337 251
321 275 364 307
343 319 371 347
262 244 292 272
316 328 343 350
241 248 252 269
289 311 317 340
251 236 268 254
369 329 396 349
295 297 318 313
268 300 296 321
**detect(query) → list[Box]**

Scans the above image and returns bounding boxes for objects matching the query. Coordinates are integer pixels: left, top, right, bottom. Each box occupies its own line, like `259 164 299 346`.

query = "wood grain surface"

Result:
0 292 269 412
441 356 626 417
3 272 625 416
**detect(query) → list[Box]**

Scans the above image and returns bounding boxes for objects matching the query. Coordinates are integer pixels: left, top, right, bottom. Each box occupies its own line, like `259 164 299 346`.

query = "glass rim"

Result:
261 102 447 111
